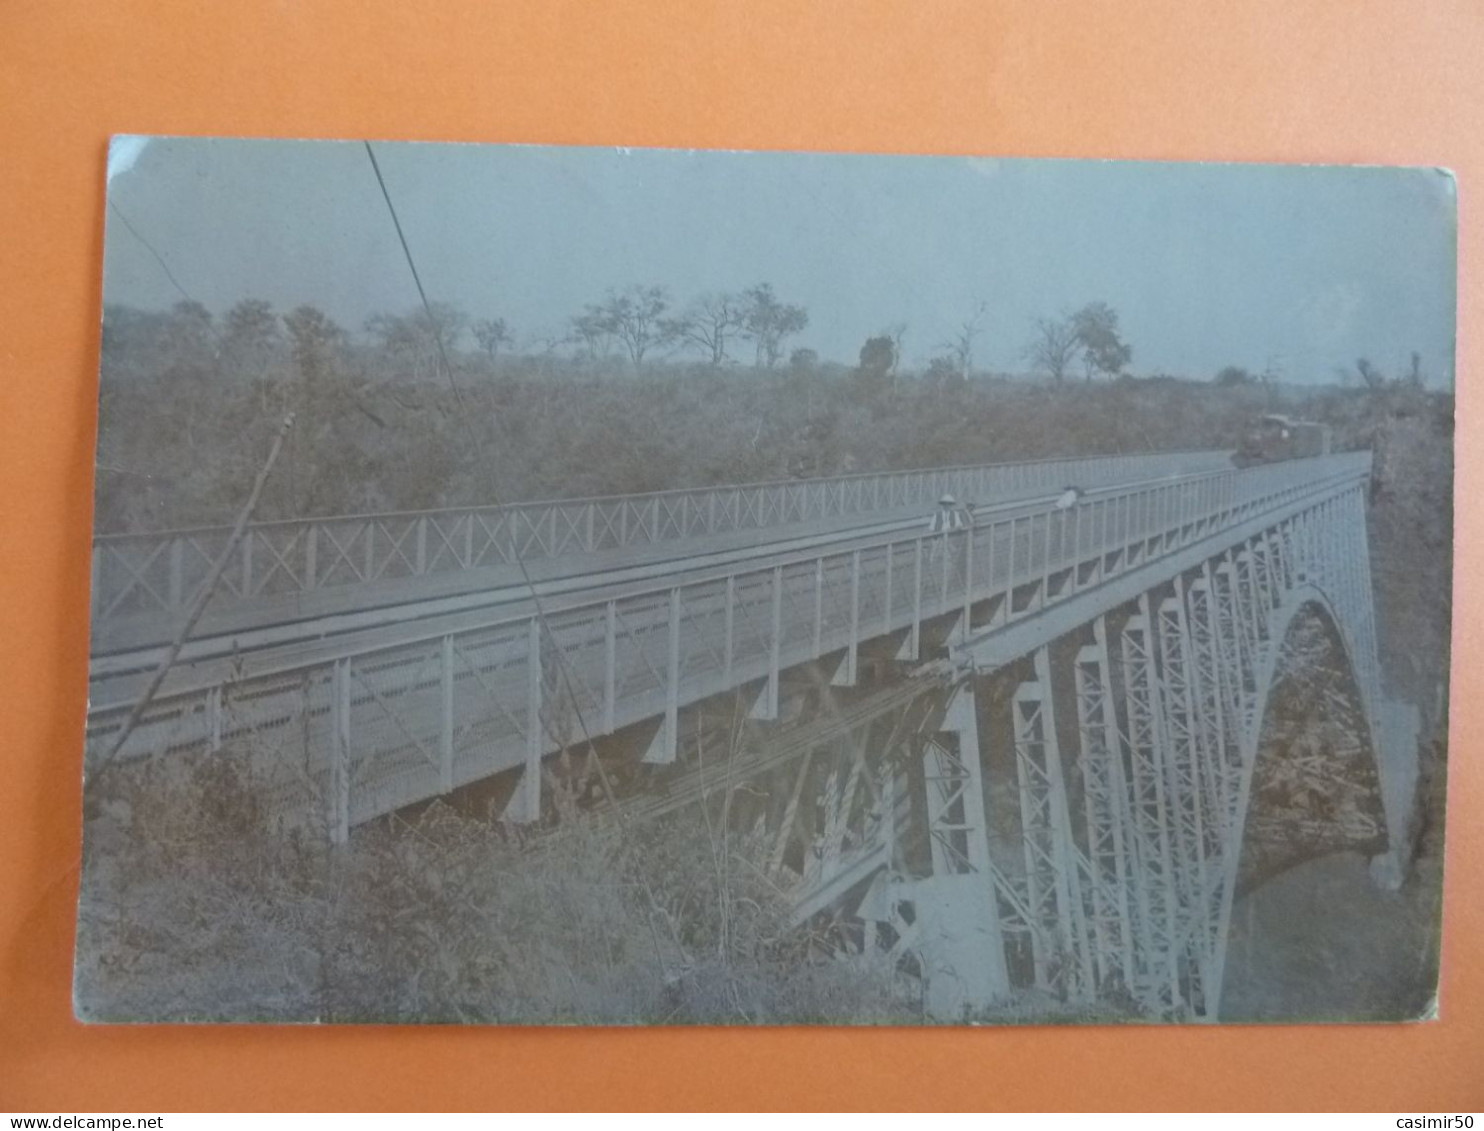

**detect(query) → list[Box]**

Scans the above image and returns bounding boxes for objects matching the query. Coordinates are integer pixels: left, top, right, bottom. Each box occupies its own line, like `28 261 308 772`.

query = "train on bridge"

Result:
1231 414 1333 469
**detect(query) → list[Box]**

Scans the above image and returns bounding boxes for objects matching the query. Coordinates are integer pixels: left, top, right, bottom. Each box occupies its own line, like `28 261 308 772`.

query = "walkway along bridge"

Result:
83 448 1418 1021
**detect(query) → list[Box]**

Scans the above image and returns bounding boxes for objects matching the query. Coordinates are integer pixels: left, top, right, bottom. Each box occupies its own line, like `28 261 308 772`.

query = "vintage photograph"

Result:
77 138 1453 1025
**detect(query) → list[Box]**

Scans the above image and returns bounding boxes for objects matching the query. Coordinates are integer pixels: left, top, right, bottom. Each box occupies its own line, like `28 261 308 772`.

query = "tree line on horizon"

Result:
103 286 1149 389
104 284 1441 397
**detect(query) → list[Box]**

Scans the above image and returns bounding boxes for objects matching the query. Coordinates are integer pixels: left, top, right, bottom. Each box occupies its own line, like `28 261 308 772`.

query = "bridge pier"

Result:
906 677 1011 1018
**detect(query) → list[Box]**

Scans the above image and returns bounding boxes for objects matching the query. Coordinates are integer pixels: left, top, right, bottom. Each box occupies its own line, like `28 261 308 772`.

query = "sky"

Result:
103 136 1458 385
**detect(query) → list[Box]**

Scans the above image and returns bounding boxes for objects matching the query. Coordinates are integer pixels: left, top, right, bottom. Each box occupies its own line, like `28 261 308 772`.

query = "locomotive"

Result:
1231 413 1333 468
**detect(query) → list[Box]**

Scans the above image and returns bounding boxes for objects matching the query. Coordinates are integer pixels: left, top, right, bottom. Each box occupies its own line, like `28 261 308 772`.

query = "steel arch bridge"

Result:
83 449 1416 1021
870 494 1408 1021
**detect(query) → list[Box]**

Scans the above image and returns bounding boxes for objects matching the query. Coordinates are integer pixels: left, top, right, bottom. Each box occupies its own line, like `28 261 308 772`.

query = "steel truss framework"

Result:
836 475 1396 1021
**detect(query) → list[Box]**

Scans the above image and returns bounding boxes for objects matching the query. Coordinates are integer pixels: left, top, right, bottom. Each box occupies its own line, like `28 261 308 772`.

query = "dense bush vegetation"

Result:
77 752 917 1024
97 299 1388 533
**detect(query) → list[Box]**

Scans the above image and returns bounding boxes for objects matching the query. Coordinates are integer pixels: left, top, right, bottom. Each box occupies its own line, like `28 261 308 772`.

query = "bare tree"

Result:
591 285 672 366
1024 314 1080 383
662 292 746 366
940 302 987 381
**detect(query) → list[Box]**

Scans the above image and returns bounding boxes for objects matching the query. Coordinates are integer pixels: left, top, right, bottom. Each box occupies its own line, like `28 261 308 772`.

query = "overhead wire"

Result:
362 140 633 829
108 198 195 307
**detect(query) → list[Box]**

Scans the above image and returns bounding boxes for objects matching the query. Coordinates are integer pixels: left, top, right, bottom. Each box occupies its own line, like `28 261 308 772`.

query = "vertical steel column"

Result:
722 578 735 689
835 551 860 687
814 558 825 656
961 525 975 639
909 539 923 660
507 619 544 824
938 527 951 613
644 587 682 764
1041 510 1052 602
752 566 783 720
883 546 895 636
329 656 351 844
604 600 617 733
440 633 455 793
1071 502 1083 592
1007 516 1019 617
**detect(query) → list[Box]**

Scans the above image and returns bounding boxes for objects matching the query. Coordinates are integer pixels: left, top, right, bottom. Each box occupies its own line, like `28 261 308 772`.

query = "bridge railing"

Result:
90 449 1234 623
84 452 1370 838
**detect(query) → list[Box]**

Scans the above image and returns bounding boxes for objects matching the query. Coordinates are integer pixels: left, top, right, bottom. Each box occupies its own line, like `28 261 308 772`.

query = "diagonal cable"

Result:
363 140 632 827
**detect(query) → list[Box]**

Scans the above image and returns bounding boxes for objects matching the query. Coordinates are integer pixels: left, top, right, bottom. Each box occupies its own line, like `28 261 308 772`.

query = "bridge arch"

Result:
1209 581 1389 1018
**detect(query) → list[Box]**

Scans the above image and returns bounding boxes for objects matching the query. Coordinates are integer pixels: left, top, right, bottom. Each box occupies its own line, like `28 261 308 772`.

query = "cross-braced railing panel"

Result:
92 450 1238 625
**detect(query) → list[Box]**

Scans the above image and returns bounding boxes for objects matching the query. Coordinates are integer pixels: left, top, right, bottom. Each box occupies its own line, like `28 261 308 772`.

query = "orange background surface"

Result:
1 0 1479 1112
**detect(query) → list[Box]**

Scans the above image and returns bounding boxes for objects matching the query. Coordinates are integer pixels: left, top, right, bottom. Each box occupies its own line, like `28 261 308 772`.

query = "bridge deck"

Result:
86 454 1371 844
90 449 1235 647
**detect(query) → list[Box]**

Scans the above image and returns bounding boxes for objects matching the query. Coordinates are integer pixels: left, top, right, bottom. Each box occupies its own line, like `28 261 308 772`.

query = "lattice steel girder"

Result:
1012 650 1094 997
1074 621 1137 989
1119 602 1182 1011
1186 569 1238 836
1155 577 1215 998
